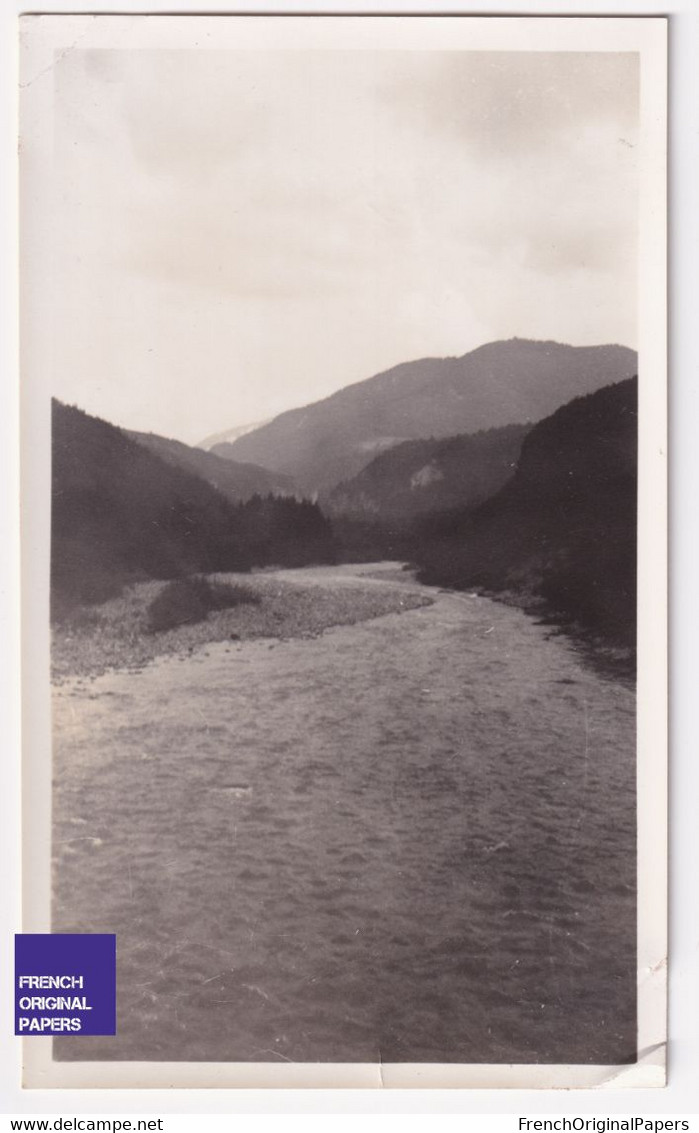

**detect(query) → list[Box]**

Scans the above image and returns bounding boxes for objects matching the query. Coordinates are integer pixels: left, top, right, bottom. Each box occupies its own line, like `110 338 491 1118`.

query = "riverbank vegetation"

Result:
331 379 638 669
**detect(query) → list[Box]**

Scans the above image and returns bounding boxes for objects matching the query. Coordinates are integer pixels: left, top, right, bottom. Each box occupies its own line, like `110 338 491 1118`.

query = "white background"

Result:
1 0 697 1124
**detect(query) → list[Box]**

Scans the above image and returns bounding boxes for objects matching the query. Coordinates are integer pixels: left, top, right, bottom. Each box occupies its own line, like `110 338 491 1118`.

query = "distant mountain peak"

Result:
212 339 637 496
198 418 272 452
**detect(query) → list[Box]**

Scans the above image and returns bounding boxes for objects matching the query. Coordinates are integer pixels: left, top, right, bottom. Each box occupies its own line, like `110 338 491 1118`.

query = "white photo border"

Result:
16 11 667 1093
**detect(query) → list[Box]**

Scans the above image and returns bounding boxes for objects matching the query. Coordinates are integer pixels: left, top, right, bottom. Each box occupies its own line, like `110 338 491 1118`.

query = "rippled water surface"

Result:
53 565 636 1064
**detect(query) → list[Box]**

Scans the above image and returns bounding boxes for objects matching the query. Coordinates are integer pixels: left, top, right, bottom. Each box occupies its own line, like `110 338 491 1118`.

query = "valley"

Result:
49 339 640 1066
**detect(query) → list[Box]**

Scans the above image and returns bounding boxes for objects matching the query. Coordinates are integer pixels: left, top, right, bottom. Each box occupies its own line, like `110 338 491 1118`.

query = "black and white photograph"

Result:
18 14 667 1089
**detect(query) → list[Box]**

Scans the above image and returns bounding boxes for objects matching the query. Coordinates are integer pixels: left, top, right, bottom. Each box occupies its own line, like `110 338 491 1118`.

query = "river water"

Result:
52 564 636 1065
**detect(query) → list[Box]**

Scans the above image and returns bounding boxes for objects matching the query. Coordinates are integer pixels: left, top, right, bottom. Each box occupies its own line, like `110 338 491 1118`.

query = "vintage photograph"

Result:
19 15 667 1088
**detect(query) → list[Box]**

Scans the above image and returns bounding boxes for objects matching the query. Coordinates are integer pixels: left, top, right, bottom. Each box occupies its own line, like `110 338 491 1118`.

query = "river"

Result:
52 564 636 1065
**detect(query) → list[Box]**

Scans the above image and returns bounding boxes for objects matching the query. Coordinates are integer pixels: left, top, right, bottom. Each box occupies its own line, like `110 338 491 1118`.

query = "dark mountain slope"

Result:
327 424 531 520
127 429 296 501
52 400 253 610
413 378 638 650
52 401 335 615
220 340 637 494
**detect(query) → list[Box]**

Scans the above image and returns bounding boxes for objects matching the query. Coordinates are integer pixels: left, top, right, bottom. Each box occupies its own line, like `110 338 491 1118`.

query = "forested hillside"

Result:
327 424 530 520
413 378 638 650
51 401 334 616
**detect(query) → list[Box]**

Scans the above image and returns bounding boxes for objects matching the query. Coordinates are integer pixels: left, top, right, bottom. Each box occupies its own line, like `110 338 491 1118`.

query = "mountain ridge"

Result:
127 428 296 501
216 339 637 495
327 423 531 520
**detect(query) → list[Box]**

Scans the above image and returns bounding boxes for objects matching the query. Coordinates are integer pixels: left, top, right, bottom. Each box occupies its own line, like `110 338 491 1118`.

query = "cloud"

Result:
379 51 639 157
50 48 639 441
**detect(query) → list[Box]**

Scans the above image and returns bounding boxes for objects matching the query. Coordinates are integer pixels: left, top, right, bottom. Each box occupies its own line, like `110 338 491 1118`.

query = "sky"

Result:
51 48 639 444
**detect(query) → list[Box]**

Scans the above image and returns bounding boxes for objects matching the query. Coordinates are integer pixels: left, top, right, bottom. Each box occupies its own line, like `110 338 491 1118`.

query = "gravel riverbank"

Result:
52 566 434 682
